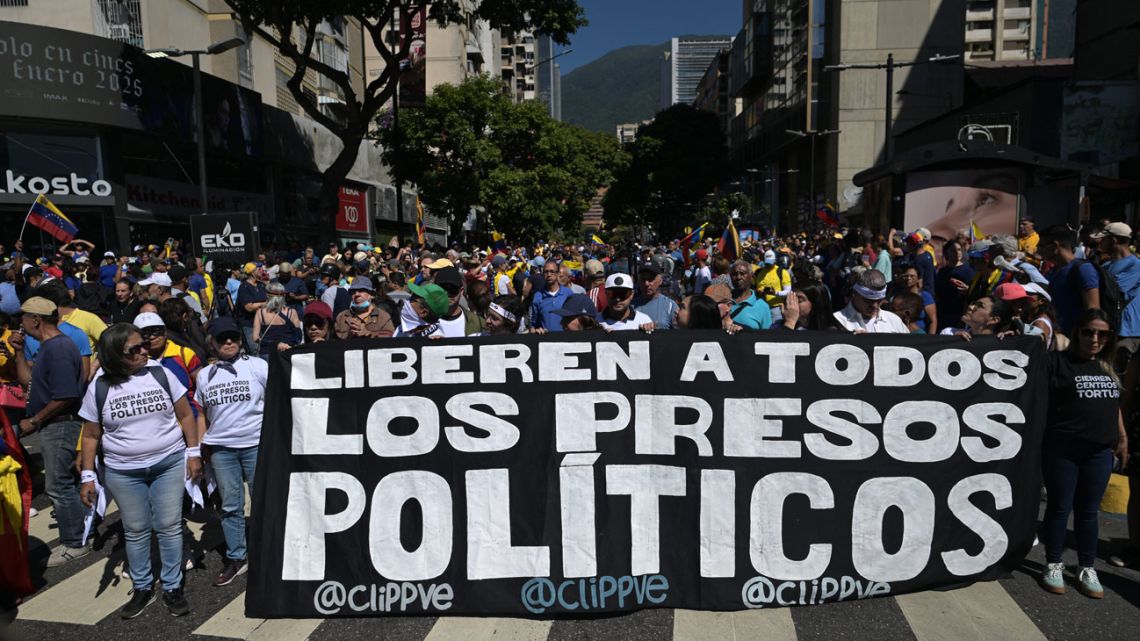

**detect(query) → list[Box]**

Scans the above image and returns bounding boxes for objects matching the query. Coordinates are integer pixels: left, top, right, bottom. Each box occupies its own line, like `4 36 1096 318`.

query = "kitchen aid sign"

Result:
0 170 112 197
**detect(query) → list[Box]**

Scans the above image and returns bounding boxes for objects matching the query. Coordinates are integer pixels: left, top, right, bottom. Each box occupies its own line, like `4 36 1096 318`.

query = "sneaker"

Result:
212 559 248 587
162 588 190 616
1077 567 1104 599
29 507 38 518
1040 562 1066 594
46 544 90 568
119 588 156 619
184 557 195 572
1108 546 1139 568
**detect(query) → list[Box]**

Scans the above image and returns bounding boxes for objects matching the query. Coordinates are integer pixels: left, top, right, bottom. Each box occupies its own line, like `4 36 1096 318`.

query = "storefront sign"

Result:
126 175 266 219
0 170 112 203
247 334 1046 618
336 185 370 236
191 211 258 264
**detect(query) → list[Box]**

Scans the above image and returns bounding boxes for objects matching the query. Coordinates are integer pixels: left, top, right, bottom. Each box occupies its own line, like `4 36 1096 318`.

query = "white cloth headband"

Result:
853 283 887 301
489 302 517 324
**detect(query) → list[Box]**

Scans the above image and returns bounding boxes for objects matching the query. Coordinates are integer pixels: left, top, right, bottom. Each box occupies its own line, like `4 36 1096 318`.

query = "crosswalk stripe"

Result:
27 501 120 548
424 617 553 641
673 608 797 641
193 592 322 640
895 581 1048 641
17 556 132 624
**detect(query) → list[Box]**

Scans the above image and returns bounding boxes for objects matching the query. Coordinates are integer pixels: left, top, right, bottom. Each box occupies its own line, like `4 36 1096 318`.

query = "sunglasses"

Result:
123 343 147 356
216 333 242 344
1080 328 1113 340
140 327 166 339
303 318 327 328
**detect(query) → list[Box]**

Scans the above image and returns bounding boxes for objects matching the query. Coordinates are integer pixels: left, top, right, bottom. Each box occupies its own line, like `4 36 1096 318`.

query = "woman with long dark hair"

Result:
1040 308 1129 598
775 282 838 331
78 323 202 618
482 295 527 335
675 295 723 330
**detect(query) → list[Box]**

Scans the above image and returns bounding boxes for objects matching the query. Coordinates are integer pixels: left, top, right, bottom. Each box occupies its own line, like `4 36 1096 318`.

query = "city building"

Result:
0 1 448 251
661 36 733 108
964 0 1036 62
693 49 731 138
615 121 652 145
500 32 561 120
728 0 965 231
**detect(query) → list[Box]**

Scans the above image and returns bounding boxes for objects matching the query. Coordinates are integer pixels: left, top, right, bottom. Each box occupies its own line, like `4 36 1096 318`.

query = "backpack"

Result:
95 365 173 425
1071 260 1126 331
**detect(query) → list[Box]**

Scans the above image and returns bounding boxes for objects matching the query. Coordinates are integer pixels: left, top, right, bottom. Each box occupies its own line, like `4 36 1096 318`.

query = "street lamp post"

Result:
785 129 839 227
146 37 246 214
823 53 959 162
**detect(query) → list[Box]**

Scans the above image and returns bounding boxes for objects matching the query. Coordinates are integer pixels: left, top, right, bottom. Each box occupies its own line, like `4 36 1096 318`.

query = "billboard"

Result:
335 185 370 236
398 6 427 107
903 169 1020 249
191 211 259 264
0 21 262 156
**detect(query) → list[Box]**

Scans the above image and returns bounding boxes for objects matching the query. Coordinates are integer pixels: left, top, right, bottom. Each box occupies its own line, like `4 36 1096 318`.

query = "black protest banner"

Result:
246 332 1046 618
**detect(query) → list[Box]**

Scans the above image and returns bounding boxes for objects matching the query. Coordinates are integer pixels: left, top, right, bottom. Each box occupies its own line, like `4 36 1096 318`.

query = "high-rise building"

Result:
693 49 731 137
662 36 733 108
500 33 560 120
965 0 1036 62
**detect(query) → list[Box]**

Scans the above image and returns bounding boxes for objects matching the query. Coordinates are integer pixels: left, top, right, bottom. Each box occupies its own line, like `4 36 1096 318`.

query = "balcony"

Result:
966 9 994 21
1003 7 1031 20
1003 29 1030 41
965 28 993 43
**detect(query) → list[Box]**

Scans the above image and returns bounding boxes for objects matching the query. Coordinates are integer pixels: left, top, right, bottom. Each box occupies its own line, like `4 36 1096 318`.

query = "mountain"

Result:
561 42 669 135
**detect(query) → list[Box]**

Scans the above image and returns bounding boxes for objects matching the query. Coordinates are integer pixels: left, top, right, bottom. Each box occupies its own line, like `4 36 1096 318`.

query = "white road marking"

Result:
673 608 798 641
896 581 1048 641
424 617 553 641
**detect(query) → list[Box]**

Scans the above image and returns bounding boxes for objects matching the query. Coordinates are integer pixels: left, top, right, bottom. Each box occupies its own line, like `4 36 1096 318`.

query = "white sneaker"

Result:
29 507 38 518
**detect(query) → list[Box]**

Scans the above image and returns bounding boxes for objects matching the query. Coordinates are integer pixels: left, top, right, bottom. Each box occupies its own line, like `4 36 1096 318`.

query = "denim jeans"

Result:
38 420 86 548
209 445 258 561
104 450 185 591
1041 435 1114 567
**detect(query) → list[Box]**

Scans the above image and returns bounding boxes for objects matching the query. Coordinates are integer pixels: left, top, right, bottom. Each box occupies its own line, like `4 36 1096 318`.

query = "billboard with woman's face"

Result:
904 169 1021 251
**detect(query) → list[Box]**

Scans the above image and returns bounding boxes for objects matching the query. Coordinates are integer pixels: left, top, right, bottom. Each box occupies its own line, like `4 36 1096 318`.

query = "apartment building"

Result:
964 0 1036 62
500 32 561 120
661 36 733 108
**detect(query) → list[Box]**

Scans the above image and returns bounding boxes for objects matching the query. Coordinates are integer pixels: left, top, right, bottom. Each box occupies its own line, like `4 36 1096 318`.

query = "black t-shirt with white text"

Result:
1046 351 1120 447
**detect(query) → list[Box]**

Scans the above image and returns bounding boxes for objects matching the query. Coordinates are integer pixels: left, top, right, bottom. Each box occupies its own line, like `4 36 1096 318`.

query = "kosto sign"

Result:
0 170 112 197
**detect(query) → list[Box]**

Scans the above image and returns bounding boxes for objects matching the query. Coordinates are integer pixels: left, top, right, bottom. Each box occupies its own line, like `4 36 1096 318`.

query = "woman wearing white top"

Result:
78 323 202 619
195 317 268 587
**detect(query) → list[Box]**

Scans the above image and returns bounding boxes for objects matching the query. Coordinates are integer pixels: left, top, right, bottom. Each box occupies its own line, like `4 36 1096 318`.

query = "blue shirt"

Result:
1048 260 1100 335
0 282 20 315
634 295 678 330
189 273 208 297
27 333 83 416
913 251 936 296
729 292 773 330
1107 254 1140 337
24 322 93 361
99 264 119 288
530 286 571 332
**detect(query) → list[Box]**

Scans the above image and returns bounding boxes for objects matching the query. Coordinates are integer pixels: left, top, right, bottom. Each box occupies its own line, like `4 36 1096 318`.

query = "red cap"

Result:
993 282 1028 302
695 249 709 261
303 301 334 321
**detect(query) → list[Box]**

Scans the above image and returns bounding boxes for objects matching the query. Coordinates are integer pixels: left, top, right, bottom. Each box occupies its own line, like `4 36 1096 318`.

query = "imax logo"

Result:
201 222 246 249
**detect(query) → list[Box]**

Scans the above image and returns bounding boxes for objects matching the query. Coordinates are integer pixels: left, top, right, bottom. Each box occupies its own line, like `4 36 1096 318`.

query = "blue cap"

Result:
207 316 241 338
553 293 598 318
348 275 374 292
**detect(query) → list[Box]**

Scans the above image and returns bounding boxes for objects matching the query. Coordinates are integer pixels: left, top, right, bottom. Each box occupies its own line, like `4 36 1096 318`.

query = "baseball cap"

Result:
530 256 547 269
433 266 465 291
638 262 662 277
407 282 451 317
103 251 116 258
694 249 709 261
206 316 241 338
967 240 994 259
278 262 293 273
605 273 634 290
302 301 334 321
988 234 1018 257
20 296 57 316
133 245 145 253
347 276 374 292
132 312 164 330
553 293 599 318
1090 222 1133 239
139 272 172 288
993 282 1028 302
704 284 734 305
243 262 258 274
491 255 507 268
75 256 90 265
584 259 605 278
1024 282 1051 301
427 258 454 270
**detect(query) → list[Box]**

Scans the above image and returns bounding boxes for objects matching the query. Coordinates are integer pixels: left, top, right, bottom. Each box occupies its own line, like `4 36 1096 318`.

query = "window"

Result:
93 0 144 48
0 1 31 7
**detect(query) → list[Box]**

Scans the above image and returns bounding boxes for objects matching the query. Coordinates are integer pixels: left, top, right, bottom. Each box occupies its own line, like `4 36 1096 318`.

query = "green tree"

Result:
227 0 586 216
603 104 729 237
380 76 626 240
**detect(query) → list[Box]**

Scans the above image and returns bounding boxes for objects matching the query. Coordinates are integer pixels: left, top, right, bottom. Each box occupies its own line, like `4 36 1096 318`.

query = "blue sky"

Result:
555 1 740 75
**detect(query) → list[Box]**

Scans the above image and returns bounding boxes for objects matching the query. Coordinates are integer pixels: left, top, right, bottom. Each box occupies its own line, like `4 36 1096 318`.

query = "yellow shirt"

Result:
0 328 17 383
1019 232 1039 255
61 308 106 352
753 265 792 307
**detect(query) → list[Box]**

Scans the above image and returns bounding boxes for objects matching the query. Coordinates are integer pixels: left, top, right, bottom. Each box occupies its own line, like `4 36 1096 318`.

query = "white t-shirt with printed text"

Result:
195 356 269 448
79 360 188 470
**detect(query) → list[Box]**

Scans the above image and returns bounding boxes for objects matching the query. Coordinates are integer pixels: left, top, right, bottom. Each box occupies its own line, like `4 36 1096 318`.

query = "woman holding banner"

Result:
1041 308 1129 598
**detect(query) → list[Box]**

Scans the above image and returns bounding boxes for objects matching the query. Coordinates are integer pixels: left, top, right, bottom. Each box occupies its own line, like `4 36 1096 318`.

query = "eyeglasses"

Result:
123 343 147 356
1081 328 1113 340
140 327 166 339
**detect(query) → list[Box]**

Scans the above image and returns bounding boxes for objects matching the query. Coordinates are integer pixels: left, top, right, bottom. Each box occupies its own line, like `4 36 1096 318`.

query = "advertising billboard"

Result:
191 211 259 265
903 169 1020 250
335 185 370 237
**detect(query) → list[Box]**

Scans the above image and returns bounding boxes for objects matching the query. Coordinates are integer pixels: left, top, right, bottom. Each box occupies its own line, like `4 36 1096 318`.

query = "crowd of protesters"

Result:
1 213 1139 616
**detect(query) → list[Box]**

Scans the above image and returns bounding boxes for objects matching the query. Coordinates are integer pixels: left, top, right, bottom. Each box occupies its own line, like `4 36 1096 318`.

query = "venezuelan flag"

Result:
26 194 78 243
815 201 840 227
717 220 740 261
415 197 427 246
591 233 605 245
968 220 986 243
562 259 584 282
491 231 507 253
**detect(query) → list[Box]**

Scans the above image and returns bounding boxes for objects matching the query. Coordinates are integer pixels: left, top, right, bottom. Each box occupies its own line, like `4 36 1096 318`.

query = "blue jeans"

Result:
104 450 185 591
38 420 86 548
1041 435 1114 567
209 445 258 561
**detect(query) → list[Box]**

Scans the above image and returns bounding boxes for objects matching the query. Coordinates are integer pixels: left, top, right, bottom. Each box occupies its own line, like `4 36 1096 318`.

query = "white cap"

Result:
605 273 634 290
1023 282 1052 302
139 272 172 287
133 244 144 252
103 251 116 258
764 249 776 262
75 256 90 264
133 312 164 330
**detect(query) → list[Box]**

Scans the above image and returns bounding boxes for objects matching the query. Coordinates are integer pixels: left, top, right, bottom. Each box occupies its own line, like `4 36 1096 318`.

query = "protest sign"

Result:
247 332 1045 618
